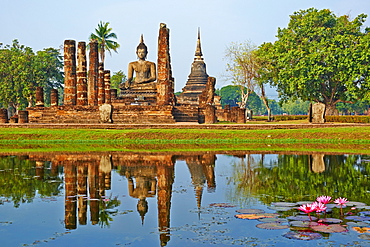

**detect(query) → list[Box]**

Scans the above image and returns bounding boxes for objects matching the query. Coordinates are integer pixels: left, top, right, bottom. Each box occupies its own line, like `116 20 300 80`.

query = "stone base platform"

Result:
26 105 176 124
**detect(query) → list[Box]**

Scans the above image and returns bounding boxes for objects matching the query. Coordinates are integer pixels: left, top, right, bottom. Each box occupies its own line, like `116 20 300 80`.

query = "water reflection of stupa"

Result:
180 154 216 216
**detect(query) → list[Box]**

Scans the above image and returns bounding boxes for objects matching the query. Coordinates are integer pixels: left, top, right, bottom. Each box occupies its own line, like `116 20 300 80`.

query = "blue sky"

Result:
1 0 369 97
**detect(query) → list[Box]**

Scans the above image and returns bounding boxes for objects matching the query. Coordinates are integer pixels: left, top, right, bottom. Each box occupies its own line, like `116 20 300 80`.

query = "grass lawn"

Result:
0 126 369 154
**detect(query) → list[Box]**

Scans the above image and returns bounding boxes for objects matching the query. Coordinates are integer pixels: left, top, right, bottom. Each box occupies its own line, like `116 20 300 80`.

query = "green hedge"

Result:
326 115 370 123
274 115 308 121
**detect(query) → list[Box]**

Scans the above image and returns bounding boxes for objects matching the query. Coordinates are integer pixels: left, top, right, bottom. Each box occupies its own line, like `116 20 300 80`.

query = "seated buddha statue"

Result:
120 35 156 90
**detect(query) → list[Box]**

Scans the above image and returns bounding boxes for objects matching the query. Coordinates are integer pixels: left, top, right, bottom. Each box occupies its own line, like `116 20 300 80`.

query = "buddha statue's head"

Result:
136 34 148 59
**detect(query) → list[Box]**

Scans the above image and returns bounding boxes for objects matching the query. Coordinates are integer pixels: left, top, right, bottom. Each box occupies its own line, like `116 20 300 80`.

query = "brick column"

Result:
157 23 175 106
104 70 111 104
35 87 44 107
50 89 59 106
97 62 105 105
88 40 98 106
205 105 216 124
64 40 77 105
77 42 88 106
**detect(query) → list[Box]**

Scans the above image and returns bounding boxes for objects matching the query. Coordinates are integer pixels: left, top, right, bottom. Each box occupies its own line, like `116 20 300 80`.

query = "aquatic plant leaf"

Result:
360 211 370 216
283 231 322 240
258 217 288 223
235 208 264 214
287 216 317 221
325 204 337 209
256 222 289 230
234 213 277 220
345 216 370 221
289 221 319 228
311 224 347 233
352 227 370 234
318 218 343 224
296 201 314 205
268 206 293 211
359 234 370 240
346 221 370 227
209 203 235 208
271 202 298 207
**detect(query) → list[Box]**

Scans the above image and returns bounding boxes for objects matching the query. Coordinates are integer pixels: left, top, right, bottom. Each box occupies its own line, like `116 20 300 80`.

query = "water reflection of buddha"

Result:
128 176 156 224
120 35 156 90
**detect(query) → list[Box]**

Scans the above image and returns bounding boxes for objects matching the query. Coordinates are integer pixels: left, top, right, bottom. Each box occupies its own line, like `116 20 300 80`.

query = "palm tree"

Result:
89 21 120 63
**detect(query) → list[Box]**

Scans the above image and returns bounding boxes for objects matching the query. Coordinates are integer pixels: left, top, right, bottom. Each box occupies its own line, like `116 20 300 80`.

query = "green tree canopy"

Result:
89 21 120 63
0 40 63 111
110 70 127 94
257 8 370 115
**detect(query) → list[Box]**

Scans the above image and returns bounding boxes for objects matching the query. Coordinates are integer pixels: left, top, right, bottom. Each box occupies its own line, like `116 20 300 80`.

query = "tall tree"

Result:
0 40 63 112
224 41 258 109
224 41 272 120
257 8 370 115
89 21 120 63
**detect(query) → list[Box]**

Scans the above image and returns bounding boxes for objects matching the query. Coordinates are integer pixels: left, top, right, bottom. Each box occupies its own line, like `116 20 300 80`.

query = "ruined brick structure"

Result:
25 23 226 124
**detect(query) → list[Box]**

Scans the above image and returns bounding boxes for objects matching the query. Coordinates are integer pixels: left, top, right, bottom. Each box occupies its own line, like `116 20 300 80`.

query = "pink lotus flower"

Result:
316 196 331 204
334 197 348 206
312 202 327 213
298 203 317 214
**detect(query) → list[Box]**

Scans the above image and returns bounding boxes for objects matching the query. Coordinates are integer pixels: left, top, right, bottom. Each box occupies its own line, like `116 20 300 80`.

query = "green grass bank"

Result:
0 126 369 154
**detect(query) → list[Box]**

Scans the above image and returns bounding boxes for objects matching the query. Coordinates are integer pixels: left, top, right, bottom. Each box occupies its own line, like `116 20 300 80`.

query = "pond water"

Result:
0 152 370 246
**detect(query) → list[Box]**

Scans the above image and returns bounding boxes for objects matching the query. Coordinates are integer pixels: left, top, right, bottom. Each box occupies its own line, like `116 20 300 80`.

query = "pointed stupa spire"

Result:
194 28 203 60
140 34 144 44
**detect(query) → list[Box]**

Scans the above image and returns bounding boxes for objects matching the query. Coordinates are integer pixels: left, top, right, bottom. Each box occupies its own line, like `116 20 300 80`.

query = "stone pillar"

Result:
97 62 105 105
110 89 118 100
231 106 238 122
77 165 88 225
77 41 88 106
0 108 8 123
64 40 77 105
104 70 111 104
88 40 98 106
205 105 216 124
311 103 326 123
64 162 77 229
157 23 175 106
224 105 231 122
35 87 44 107
236 108 246 123
18 110 28 123
50 89 59 106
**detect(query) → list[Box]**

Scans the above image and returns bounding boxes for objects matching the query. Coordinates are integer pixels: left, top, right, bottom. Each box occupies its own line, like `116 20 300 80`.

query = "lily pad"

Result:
348 201 366 207
258 217 288 223
234 213 278 220
235 208 265 214
359 234 370 240
271 202 298 207
256 222 289 230
268 206 294 212
283 231 322 240
296 201 314 205
345 216 370 222
325 204 337 209
311 224 347 233
209 203 235 208
289 221 319 228
347 221 370 227
360 211 370 216
287 215 317 221
352 226 370 234
318 218 343 224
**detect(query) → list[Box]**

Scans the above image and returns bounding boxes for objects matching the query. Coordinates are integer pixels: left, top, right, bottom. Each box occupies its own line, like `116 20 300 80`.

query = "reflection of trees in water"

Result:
228 154 370 206
0 156 63 207
227 154 264 206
